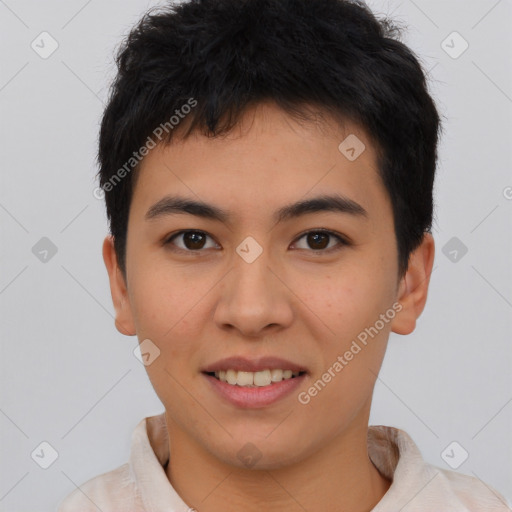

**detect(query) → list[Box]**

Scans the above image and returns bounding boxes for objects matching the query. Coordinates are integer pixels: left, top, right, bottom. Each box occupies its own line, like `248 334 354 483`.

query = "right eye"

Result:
164 230 220 253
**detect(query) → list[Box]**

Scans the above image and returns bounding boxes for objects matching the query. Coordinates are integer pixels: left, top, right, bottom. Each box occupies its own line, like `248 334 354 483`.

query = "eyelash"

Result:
163 229 350 255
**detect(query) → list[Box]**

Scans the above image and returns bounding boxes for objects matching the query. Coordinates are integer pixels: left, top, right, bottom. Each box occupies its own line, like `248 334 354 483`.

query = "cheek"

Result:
128 266 200 351
292 264 395 394
293 265 388 338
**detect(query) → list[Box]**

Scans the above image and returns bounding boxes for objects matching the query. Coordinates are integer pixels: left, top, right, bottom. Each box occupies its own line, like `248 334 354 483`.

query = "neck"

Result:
164 416 391 512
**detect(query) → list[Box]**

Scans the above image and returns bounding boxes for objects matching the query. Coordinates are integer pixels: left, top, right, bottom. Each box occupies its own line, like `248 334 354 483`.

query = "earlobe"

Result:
102 235 136 336
391 233 435 335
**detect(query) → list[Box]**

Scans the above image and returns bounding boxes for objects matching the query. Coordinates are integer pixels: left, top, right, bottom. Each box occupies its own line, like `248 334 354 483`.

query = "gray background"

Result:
1 0 511 510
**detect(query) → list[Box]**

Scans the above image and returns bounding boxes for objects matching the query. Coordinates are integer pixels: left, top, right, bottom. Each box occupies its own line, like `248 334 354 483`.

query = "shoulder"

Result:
368 425 510 511
56 463 144 512
434 465 511 511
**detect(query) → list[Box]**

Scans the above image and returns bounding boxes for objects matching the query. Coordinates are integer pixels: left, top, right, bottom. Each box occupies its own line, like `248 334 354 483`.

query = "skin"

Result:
103 101 435 512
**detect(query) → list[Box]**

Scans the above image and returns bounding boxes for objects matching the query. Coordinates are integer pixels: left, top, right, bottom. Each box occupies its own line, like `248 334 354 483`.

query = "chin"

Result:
211 433 311 471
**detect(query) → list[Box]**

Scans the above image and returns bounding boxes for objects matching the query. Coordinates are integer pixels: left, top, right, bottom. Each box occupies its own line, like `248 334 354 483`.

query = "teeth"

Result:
237 371 253 386
212 369 301 387
254 369 271 386
271 369 283 382
226 369 237 385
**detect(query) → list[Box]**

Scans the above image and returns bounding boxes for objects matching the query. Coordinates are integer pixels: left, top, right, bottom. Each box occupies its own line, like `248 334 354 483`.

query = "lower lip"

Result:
203 373 306 408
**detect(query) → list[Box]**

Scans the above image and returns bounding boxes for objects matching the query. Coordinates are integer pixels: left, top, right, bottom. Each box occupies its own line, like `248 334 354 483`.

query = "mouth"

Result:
203 369 307 387
201 356 308 408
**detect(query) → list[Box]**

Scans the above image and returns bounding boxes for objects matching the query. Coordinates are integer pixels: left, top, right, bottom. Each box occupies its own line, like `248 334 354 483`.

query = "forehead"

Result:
130 102 389 225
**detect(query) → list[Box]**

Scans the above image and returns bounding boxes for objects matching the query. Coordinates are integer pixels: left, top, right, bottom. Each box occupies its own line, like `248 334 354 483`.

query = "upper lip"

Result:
201 356 307 374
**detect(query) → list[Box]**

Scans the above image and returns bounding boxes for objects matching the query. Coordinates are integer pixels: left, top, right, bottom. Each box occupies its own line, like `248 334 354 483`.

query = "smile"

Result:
202 371 307 408
207 369 305 387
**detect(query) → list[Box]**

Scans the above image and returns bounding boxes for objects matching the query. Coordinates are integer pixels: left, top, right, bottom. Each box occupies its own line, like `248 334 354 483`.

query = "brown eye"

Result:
306 232 329 250
293 230 348 252
164 229 348 255
165 230 219 252
183 232 206 249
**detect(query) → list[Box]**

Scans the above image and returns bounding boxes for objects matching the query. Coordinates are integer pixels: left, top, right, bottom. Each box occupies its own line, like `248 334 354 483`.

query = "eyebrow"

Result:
145 194 368 224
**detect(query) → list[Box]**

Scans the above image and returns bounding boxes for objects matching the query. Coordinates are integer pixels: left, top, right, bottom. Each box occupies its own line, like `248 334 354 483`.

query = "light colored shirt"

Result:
57 412 511 511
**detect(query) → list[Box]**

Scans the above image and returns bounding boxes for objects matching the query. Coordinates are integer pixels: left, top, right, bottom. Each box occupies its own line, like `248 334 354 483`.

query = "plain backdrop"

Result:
1 0 511 510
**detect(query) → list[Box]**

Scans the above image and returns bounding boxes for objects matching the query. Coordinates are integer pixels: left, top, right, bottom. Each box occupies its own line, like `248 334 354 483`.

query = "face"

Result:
104 101 433 470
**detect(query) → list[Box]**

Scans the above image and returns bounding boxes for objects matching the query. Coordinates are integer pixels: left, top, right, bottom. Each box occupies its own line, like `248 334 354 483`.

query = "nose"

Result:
213 249 294 338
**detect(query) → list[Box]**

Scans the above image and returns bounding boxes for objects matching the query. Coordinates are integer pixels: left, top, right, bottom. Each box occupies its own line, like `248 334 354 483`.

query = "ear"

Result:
391 233 435 335
102 235 136 336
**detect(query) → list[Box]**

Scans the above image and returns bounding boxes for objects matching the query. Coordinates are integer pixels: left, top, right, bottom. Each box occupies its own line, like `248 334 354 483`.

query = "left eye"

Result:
164 230 348 253
292 230 347 252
